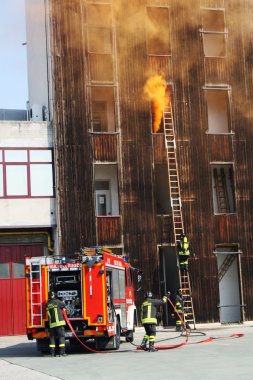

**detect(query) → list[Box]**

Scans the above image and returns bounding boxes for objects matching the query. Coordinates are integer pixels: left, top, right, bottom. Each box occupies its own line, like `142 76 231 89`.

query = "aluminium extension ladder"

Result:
30 259 43 326
163 103 196 328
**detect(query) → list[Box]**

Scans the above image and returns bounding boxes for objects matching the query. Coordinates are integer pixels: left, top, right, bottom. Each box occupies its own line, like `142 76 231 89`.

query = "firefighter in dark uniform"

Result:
46 290 67 357
140 291 167 352
177 233 191 273
174 287 191 332
174 288 184 332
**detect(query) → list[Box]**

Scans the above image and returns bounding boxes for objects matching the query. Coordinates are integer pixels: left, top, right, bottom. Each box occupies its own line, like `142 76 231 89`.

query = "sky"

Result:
0 0 28 110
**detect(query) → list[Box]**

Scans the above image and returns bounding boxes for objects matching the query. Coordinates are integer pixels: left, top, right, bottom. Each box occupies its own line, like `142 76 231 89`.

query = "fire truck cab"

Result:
25 247 139 352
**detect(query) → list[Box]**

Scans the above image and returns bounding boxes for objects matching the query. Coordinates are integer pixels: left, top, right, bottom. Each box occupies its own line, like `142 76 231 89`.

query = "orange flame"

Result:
144 75 169 133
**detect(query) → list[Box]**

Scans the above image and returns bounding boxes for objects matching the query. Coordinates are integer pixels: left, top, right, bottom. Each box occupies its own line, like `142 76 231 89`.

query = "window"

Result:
0 263 10 279
87 4 114 82
0 148 54 198
211 164 236 214
94 164 119 215
91 87 116 132
146 7 171 55
201 9 226 57
205 88 230 133
13 263 25 278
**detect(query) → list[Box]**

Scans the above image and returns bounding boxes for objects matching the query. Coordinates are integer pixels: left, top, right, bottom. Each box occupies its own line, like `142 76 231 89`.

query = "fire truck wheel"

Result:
114 320 121 349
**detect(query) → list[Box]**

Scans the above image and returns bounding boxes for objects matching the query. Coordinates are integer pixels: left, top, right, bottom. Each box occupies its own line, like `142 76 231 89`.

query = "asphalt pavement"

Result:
0 322 253 380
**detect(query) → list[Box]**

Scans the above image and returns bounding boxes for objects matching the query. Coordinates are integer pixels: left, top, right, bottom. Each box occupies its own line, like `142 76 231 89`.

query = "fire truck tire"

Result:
95 320 121 350
36 338 50 353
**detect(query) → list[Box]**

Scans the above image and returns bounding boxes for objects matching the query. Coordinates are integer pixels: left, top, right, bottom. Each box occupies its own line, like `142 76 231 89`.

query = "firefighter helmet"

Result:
180 232 186 239
48 290 56 300
145 291 153 299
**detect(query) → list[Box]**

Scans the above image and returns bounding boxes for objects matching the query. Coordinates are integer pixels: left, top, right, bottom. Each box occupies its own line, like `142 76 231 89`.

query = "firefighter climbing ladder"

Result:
30 259 43 326
163 103 196 328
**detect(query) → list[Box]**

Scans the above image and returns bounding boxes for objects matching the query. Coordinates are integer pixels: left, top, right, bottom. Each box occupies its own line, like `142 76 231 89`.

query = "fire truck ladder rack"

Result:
163 103 196 329
214 168 230 213
30 259 43 326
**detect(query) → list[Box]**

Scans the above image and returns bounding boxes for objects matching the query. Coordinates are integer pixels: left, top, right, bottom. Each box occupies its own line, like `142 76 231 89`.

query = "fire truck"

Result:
25 247 140 352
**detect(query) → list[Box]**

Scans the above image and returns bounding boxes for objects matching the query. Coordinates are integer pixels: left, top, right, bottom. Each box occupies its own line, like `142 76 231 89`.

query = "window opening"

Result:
211 164 236 214
201 9 226 57
205 88 230 133
91 87 116 132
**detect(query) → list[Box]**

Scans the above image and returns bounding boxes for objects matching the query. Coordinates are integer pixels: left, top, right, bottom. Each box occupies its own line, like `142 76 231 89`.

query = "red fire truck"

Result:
25 247 140 352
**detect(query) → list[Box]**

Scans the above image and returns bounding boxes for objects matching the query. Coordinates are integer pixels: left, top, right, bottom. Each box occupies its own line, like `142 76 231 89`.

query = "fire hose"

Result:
62 298 244 354
62 309 107 353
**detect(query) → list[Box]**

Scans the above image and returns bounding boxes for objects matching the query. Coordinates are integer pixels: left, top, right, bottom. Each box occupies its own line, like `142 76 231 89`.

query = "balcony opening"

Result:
94 164 119 216
154 164 170 214
201 9 226 57
211 164 236 214
205 88 230 134
91 87 116 132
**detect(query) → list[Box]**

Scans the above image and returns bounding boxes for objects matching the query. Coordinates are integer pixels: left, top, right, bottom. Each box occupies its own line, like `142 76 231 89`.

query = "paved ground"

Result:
0 322 252 380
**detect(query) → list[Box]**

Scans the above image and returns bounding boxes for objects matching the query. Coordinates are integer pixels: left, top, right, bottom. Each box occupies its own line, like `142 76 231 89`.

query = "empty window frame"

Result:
91 87 116 132
87 4 114 82
154 164 170 214
94 164 119 216
211 164 236 214
205 88 230 133
201 9 226 57
146 6 171 55
0 148 54 198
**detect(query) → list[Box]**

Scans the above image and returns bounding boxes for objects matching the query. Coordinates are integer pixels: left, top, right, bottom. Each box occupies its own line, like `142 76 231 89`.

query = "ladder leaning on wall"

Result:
163 103 196 329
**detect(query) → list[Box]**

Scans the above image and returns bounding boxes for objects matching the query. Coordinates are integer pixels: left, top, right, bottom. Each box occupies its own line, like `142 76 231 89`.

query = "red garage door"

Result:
0 244 43 336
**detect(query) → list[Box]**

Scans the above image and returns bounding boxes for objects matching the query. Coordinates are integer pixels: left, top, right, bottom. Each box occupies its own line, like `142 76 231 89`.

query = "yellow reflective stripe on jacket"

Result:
141 301 157 324
46 303 66 328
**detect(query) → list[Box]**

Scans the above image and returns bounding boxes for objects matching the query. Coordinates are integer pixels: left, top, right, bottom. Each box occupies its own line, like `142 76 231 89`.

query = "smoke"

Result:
144 75 169 133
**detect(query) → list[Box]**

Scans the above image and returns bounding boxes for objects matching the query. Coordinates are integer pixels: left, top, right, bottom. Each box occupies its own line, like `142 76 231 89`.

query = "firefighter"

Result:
46 290 67 357
174 288 191 332
140 291 167 352
177 233 191 273
174 288 184 332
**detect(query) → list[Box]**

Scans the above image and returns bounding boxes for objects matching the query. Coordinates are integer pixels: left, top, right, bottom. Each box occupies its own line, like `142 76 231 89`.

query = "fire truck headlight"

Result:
61 257 66 264
97 315 103 323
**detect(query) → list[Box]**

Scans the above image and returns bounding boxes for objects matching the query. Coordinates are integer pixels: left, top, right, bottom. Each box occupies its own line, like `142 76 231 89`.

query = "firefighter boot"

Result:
140 338 148 351
50 348 56 357
148 341 158 352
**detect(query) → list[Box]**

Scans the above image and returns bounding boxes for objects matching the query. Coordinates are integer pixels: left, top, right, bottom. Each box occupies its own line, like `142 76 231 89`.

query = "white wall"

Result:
0 121 52 147
0 198 56 227
25 0 49 118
